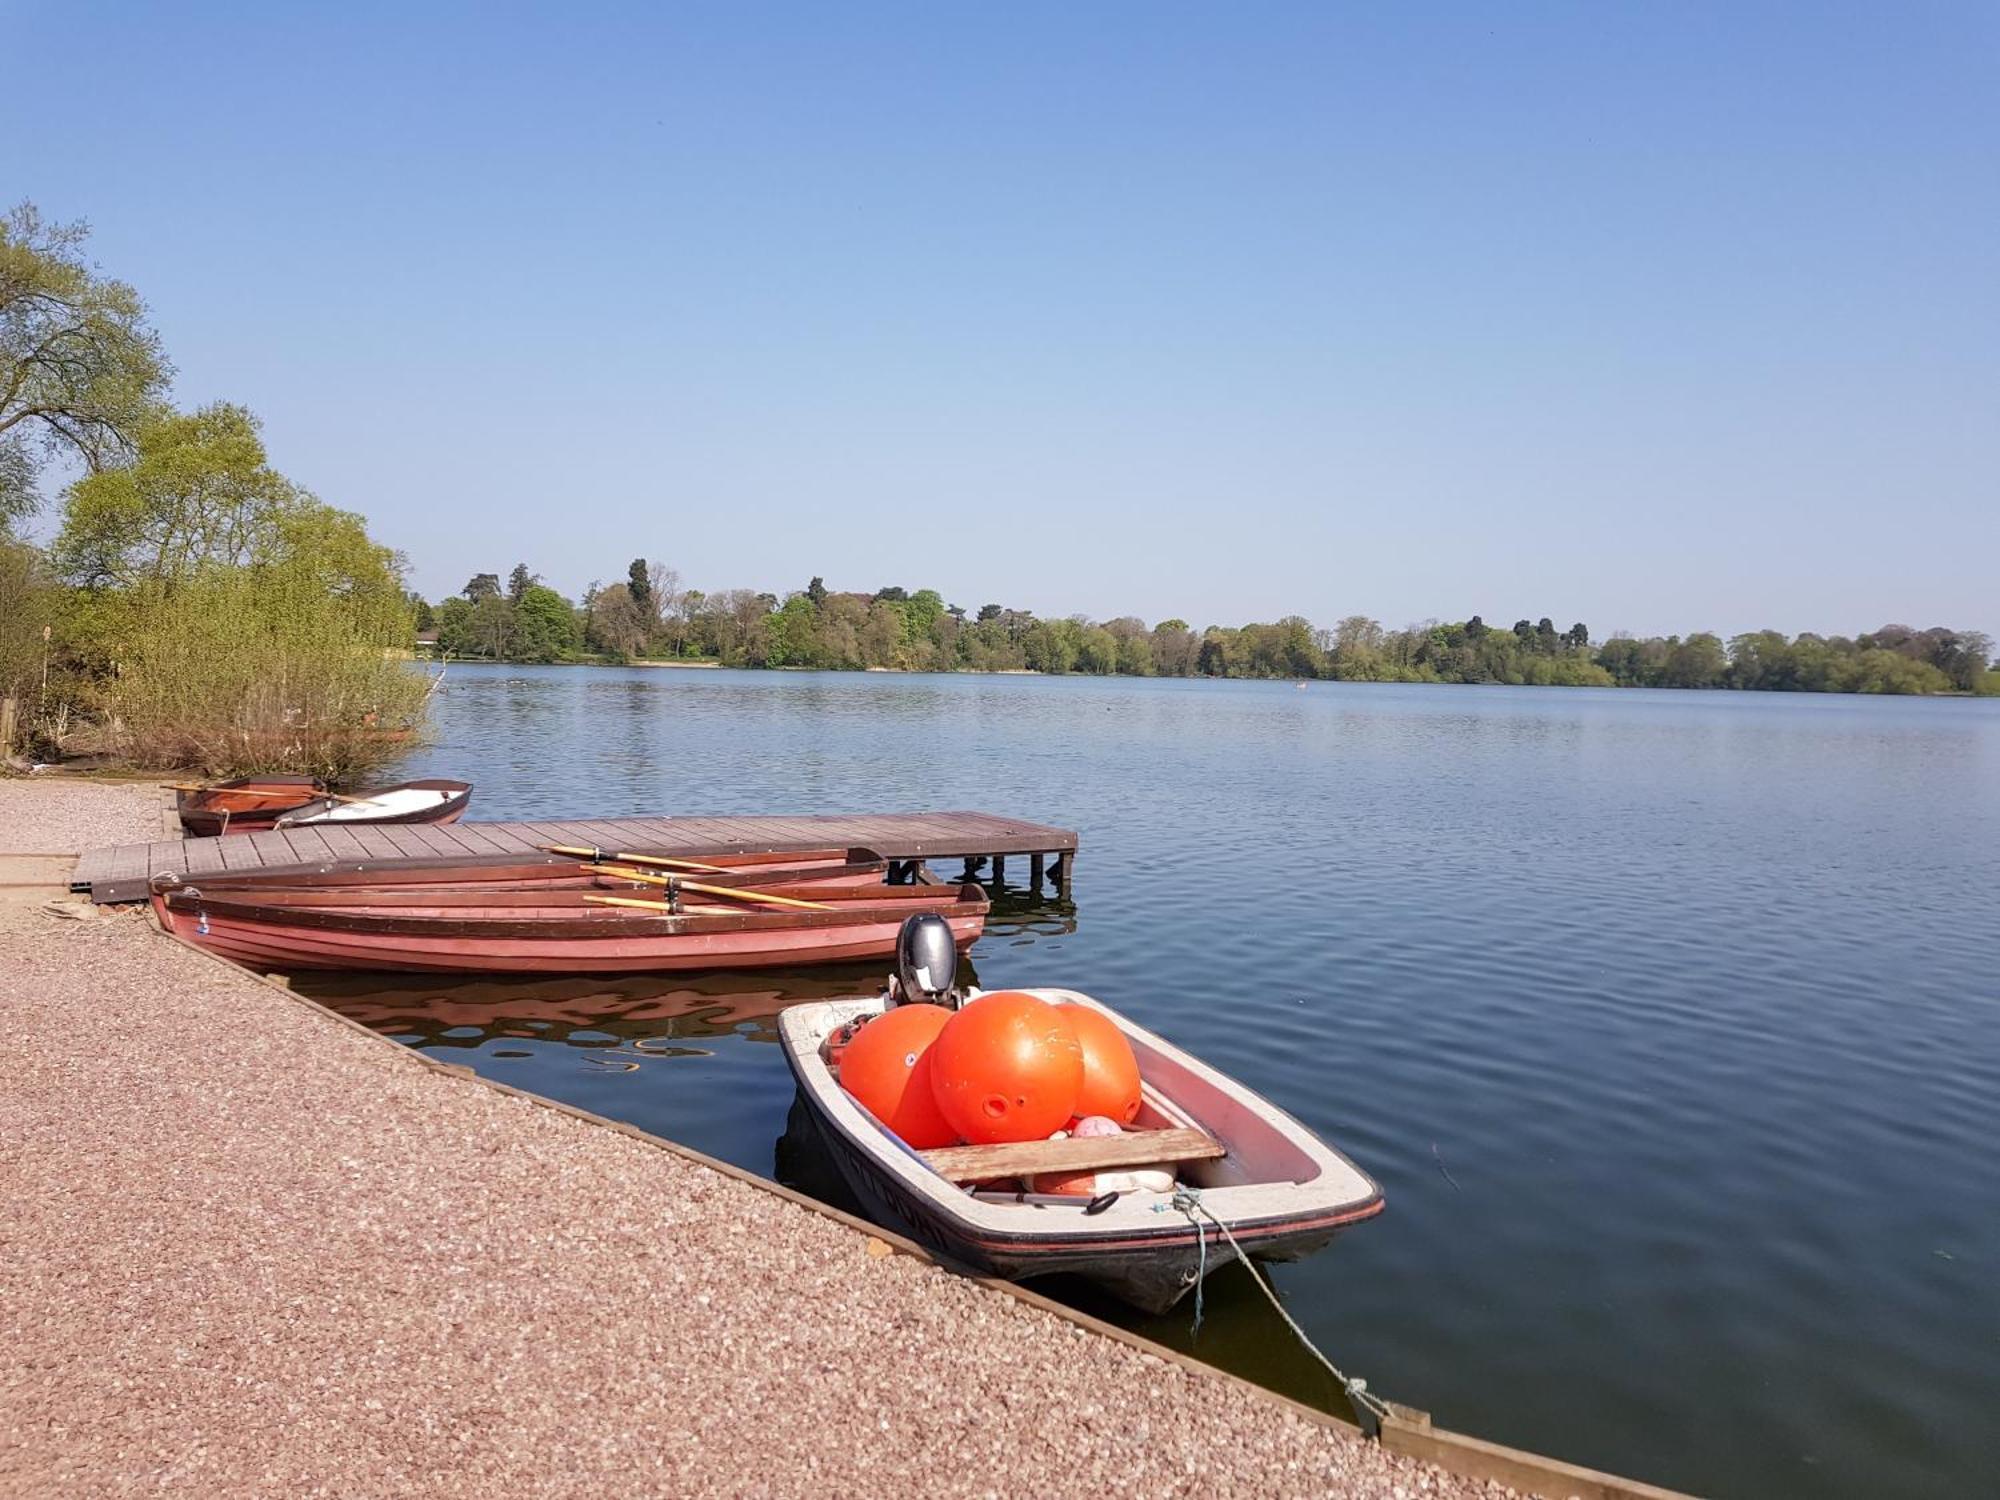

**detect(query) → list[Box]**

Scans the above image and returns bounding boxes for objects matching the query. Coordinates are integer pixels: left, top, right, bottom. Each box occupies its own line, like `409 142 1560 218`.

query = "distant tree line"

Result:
415 561 1999 696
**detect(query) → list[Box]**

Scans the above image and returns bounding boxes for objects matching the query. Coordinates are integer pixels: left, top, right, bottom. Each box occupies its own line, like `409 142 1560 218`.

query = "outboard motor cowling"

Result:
894 912 958 1005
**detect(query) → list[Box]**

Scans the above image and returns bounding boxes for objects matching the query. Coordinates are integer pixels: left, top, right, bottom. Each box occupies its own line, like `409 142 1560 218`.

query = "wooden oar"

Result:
542 843 730 874
584 894 684 913
583 877 832 912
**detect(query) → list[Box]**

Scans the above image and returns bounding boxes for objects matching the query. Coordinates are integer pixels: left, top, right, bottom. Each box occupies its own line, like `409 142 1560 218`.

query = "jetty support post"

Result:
1056 852 1073 899
1029 852 1045 889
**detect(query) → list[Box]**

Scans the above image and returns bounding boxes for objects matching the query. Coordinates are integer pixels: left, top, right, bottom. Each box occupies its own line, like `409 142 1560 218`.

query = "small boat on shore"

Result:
778 919 1383 1313
175 777 473 836
152 877 988 975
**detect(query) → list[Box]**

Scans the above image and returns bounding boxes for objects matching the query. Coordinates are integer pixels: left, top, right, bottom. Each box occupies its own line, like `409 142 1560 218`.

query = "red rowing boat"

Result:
152 878 989 975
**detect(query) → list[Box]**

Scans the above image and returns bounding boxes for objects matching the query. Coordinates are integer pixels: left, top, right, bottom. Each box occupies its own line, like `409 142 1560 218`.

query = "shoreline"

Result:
408 656 2000 697
2 778 1685 1498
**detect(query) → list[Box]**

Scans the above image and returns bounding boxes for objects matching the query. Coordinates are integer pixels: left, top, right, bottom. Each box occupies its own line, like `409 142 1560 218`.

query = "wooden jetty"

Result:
71 809 1078 906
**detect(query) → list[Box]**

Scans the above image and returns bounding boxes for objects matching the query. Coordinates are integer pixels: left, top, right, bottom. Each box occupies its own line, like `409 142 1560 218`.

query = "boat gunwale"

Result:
158 846 893 892
160 881 991 940
272 777 475 829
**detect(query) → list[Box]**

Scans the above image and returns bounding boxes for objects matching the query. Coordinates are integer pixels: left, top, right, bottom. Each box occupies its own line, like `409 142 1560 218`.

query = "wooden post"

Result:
1029 852 1045 888
992 853 1005 886
1056 852 1074 899
0 696 16 756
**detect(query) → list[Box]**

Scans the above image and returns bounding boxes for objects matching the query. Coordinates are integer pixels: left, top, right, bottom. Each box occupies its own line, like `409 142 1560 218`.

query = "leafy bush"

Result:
103 552 427 781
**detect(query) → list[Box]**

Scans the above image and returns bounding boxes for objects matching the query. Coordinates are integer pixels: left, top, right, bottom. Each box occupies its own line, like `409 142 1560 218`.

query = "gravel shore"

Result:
1 781 1510 1498
0 776 165 854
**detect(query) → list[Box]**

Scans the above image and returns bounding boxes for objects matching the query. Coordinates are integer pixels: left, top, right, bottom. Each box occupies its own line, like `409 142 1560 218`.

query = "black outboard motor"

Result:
893 912 959 1005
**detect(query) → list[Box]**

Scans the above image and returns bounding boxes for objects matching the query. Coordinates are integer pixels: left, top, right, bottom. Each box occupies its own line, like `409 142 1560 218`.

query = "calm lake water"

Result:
297 664 2000 1499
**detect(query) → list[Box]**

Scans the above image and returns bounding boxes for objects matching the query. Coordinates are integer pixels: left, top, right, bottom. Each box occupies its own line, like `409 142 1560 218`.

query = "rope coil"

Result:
1159 1187 1392 1438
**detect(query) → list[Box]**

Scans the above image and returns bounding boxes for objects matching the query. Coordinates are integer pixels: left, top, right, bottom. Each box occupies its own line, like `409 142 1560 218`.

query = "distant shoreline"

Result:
410 657 2000 697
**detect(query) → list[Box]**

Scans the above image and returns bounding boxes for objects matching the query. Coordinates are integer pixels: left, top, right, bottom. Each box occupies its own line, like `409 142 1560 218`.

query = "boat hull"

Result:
154 884 987 976
788 1095 1341 1312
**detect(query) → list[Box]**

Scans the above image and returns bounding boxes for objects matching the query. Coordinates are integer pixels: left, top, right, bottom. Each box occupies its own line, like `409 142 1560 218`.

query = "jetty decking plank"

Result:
265 826 333 864
374 824 440 860
413 821 496 857
214 837 265 871
311 826 372 862
74 809 1077 902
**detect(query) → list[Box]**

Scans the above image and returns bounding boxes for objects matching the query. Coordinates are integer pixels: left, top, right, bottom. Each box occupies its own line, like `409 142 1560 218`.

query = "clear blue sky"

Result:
8 2 1996 638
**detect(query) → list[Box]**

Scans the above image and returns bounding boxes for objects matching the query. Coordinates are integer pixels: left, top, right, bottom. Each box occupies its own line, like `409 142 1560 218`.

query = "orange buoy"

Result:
1062 1004 1143 1125
837 1003 958 1149
929 991 1083 1145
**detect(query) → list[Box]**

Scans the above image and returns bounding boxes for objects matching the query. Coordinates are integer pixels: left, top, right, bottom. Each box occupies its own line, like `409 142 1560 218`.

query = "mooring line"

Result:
1161 1187 1392 1438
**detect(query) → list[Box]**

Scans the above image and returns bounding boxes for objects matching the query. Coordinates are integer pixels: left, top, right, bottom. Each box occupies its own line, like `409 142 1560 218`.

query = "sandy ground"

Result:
0 780 1508 1498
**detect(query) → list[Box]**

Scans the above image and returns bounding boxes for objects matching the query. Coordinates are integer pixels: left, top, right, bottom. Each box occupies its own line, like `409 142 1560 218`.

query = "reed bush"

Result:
104 554 428 782
0 539 72 759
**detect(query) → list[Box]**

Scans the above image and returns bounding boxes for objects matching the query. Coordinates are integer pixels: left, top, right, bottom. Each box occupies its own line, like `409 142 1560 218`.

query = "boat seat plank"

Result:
919 1127 1224 1182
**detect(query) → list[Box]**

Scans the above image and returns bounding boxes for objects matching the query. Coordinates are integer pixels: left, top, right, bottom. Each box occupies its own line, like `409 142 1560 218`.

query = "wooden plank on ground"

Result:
920 1128 1224 1182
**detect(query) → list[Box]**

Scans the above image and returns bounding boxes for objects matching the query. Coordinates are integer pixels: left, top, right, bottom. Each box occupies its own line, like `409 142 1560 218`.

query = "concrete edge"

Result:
146 911 1697 1500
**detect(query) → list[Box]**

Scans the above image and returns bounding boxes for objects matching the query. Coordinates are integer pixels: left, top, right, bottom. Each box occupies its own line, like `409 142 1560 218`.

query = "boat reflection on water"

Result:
290 880 1072 1057
294 959 975 1053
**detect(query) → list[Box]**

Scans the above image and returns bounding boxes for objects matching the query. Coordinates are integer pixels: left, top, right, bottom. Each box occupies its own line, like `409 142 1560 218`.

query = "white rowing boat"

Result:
778 979 1384 1313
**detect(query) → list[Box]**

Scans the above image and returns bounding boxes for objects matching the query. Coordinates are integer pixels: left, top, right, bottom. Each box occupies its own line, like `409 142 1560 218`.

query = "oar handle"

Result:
583 894 675 913
675 877 831 911
543 843 728 874
582 879 831 912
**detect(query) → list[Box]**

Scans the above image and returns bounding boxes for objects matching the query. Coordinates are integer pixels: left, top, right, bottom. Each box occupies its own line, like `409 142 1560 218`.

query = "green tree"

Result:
1 204 169 530
470 594 514 658
435 595 476 655
513 584 579 663
627 558 651 614
506 562 538 604
463 572 500 601
766 592 822 667
53 403 304 588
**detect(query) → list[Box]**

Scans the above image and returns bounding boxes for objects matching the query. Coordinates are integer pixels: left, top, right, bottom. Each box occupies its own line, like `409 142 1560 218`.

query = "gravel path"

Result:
1 782 1511 1498
0 776 165 854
